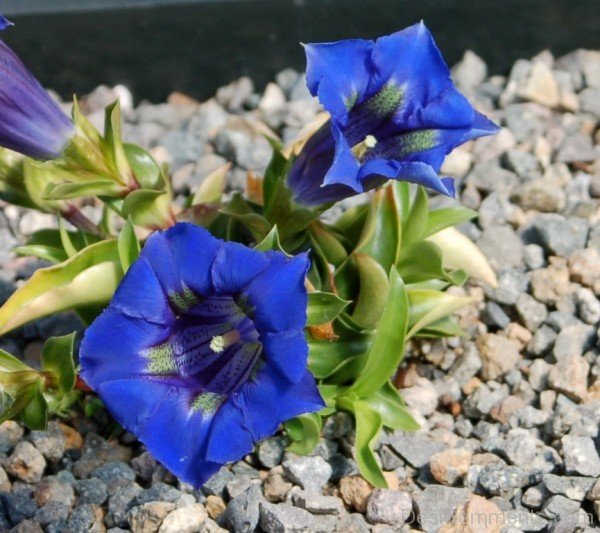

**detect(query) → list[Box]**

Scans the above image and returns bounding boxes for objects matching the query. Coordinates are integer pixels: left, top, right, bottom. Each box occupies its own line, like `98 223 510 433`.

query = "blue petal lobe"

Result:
261 329 309 384
0 13 13 30
110 257 175 325
360 158 455 197
205 399 254 463
211 242 270 294
238 366 324 441
243 253 310 332
322 122 362 191
305 39 373 123
80 309 170 387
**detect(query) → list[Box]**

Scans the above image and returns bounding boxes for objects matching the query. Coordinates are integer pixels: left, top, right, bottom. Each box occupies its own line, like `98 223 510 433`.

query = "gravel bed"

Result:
1 47 600 532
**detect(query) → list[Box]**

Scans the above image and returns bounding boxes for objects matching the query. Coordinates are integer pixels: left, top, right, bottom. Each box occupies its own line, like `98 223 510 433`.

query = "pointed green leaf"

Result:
117 218 140 273
427 227 498 287
121 189 174 230
351 254 390 329
424 206 477 237
58 218 78 258
285 413 322 455
44 179 124 200
104 101 133 184
0 240 122 334
401 186 428 247
350 268 408 398
254 225 286 254
124 144 164 190
0 350 32 373
192 163 229 205
338 396 387 488
406 289 474 338
355 185 402 271
307 292 351 326
364 382 420 431
310 223 348 267
41 333 76 393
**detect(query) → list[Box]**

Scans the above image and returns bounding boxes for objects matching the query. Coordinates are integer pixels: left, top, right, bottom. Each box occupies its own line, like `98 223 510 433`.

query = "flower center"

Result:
351 135 378 160
143 295 262 396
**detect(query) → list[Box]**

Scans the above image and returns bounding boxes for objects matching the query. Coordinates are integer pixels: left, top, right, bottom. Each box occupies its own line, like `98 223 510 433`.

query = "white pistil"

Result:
210 329 241 353
351 135 378 160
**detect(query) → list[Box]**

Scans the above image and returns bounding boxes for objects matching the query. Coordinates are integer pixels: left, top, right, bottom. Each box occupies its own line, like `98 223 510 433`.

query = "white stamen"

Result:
364 135 378 148
210 330 241 353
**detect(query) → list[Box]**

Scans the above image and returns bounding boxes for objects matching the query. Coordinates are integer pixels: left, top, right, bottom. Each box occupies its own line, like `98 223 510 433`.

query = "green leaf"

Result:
104 101 133 184
416 316 465 338
58 218 79 258
349 268 408 398
401 186 428 247
338 396 387 488
254 225 286 254
424 206 477 237
41 333 76 393
310 223 348 267
427 227 498 287
262 139 289 213
355 185 402 271
21 387 48 431
121 189 174 230
307 292 350 326
0 240 122 334
192 163 229 205
406 289 474 339
363 382 420 431
117 218 140 273
285 413 322 455
220 194 272 242
308 335 372 379
397 240 463 285
44 179 125 200
124 144 164 190
332 204 370 248
0 349 32 373
351 254 390 329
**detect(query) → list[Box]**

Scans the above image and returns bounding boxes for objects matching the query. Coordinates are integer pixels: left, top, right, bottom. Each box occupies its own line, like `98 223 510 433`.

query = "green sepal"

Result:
41 333 76 394
349 268 408 398
285 412 322 455
104 101 134 185
306 292 350 326
117 218 141 273
123 143 165 190
0 240 123 334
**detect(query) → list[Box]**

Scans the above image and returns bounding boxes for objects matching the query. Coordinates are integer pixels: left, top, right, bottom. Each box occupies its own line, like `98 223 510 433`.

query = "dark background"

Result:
2 0 599 103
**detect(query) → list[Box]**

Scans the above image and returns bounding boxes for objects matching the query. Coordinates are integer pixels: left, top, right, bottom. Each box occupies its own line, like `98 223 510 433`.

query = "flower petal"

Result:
305 39 373 123
322 121 362 190
237 365 324 441
261 329 309 384
100 379 223 487
360 158 455 197
110 257 175 325
205 399 255 463
211 241 270 294
372 23 453 120
80 309 171 387
243 253 310 332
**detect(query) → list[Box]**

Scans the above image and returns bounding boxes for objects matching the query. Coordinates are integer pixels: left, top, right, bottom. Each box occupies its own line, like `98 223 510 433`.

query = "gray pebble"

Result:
282 456 332 493
259 501 315 533
365 489 412 526
561 436 600 477
73 478 108 506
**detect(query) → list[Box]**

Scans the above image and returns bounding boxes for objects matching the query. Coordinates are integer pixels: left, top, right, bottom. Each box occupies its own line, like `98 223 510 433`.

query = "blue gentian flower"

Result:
288 22 499 206
80 222 324 487
0 37 74 159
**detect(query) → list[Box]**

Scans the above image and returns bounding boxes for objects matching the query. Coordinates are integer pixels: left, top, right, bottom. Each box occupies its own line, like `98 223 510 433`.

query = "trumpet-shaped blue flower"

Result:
288 22 499 206
80 223 323 488
0 34 74 159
